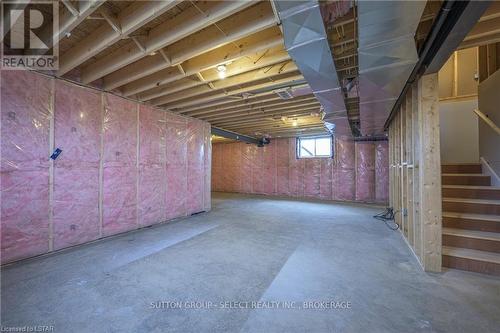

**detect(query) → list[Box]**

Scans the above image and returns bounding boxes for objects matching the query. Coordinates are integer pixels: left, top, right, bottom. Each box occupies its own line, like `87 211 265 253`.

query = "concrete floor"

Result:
1 192 500 333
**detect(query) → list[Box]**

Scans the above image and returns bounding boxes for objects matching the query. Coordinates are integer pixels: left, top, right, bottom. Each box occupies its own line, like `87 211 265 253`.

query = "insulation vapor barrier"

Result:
212 138 389 204
0 70 211 264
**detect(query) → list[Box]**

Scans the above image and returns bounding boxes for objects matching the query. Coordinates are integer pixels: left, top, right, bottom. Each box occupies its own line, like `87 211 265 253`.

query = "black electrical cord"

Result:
373 208 399 231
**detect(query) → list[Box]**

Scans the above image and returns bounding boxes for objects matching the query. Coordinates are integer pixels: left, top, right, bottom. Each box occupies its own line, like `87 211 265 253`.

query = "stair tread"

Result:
443 227 500 241
442 197 500 204
442 163 481 165
442 173 487 176
442 246 500 264
442 185 500 190
443 212 500 222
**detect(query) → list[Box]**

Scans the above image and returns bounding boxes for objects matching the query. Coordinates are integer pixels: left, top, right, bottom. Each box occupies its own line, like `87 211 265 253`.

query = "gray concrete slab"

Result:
1 192 499 333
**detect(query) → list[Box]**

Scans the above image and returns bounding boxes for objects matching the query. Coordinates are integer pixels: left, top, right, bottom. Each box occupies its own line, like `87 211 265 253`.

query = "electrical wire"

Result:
373 208 399 231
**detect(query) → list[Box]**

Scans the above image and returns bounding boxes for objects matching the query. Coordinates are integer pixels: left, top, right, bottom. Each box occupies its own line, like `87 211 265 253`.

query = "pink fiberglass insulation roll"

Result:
333 138 355 201
276 139 290 196
375 141 389 202
0 70 212 264
53 81 101 249
262 141 276 195
241 143 254 194
166 113 188 219
187 118 205 214
1 70 51 263
304 159 321 197
319 158 333 200
288 138 305 197
252 146 265 194
211 144 221 191
102 93 138 236
211 138 388 204
203 123 212 211
139 104 167 227
355 142 376 202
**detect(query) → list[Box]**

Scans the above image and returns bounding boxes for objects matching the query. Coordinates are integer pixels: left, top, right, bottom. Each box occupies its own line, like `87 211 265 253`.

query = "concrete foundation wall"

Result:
212 137 388 204
0 70 211 264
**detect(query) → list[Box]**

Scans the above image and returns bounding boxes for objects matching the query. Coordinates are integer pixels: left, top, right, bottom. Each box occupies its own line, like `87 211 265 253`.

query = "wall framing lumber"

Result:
388 73 442 272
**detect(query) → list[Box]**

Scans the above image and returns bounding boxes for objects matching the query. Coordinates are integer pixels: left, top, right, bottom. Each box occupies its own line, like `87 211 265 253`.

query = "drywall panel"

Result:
457 48 478 97
479 69 500 176
53 81 100 249
438 54 454 99
1 70 51 262
439 98 479 163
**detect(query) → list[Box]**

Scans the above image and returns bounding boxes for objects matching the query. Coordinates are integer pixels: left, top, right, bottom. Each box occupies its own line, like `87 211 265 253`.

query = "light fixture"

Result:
65 32 71 38
149 51 157 56
292 119 298 127
217 64 227 79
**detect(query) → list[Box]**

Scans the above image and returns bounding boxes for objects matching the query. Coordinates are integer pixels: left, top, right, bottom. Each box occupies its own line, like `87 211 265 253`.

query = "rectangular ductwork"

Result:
358 0 426 136
272 0 351 136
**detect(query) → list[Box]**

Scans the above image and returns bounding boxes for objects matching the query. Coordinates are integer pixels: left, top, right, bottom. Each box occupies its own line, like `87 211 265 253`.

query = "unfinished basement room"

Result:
1 0 500 332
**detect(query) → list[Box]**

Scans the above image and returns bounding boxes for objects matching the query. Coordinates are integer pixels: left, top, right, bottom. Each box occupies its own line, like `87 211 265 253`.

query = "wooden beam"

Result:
39 0 104 45
464 16 500 43
98 6 121 33
151 61 297 105
111 26 283 94
58 0 178 76
80 1 261 84
211 108 320 128
62 0 79 17
131 36 146 53
418 73 442 272
203 99 320 122
198 95 317 117
210 111 320 128
156 72 304 109
135 46 289 100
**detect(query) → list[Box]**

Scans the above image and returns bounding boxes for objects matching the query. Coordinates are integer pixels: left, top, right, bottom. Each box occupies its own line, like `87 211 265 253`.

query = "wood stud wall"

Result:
388 73 442 272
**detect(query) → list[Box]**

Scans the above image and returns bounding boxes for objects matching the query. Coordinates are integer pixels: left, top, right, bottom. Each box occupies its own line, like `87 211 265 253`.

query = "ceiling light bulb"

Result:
292 120 298 127
217 64 227 79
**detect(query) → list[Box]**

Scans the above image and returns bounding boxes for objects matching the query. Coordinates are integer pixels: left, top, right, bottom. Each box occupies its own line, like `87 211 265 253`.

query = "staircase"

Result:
441 163 500 276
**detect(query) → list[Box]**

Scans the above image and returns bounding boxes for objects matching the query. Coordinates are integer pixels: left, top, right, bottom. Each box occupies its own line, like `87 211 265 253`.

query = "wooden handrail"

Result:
474 109 500 136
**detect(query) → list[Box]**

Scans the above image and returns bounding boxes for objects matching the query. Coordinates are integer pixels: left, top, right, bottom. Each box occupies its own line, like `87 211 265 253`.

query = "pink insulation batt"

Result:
102 93 138 236
165 113 188 220
53 81 101 250
0 70 211 264
139 104 167 227
375 141 389 202
212 137 389 204
355 142 376 202
1 70 51 263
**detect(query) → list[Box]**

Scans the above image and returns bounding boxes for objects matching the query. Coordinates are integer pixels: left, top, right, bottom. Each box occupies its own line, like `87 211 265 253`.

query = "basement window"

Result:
297 135 333 158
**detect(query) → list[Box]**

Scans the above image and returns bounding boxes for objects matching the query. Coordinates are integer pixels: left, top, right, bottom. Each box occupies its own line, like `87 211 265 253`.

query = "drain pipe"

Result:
383 0 463 129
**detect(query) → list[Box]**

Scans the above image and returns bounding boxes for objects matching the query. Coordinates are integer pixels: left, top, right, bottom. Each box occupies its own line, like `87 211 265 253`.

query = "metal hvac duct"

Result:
272 0 351 136
358 0 426 136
